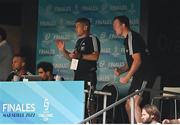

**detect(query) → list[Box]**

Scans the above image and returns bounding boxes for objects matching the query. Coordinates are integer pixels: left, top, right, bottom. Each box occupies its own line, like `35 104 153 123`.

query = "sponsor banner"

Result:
0 81 84 124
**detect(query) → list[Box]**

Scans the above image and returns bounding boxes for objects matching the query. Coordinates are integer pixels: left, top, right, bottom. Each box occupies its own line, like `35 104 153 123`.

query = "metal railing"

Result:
79 88 180 124
84 89 112 124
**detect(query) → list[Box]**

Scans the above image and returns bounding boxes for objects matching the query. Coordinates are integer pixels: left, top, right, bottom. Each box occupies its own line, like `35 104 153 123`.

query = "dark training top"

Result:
74 35 100 73
124 30 153 78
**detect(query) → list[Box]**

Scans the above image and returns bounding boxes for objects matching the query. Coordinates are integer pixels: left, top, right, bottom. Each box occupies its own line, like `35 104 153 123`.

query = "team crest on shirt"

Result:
81 43 85 51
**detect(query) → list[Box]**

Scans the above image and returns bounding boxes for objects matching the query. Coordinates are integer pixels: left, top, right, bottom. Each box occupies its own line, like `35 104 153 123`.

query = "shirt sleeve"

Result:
132 34 146 54
90 35 100 52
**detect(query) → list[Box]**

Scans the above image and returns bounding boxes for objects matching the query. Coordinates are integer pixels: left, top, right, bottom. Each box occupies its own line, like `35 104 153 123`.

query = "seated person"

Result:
6 54 32 81
37 61 64 81
141 104 161 124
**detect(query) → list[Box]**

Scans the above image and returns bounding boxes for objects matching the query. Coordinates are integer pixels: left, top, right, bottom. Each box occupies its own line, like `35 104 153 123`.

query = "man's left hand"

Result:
119 75 131 84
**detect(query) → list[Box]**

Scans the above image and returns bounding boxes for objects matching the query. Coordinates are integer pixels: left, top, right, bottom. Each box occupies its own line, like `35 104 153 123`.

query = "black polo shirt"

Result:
124 30 151 78
74 35 100 73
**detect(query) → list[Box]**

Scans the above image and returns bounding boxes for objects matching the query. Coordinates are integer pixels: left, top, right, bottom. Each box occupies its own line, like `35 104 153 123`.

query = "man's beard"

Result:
144 116 153 124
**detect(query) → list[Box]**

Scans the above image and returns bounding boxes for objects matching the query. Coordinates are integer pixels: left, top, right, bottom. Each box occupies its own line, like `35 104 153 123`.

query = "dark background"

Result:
148 0 180 87
0 0 38 74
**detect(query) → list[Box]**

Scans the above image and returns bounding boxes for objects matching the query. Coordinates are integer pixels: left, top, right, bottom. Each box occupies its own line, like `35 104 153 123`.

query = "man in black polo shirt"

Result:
56 17 100 123
113 16 156 123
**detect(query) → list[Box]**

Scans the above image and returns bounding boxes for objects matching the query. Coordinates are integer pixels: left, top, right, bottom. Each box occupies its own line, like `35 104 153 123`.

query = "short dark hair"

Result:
75 17 90 31
143 104 161 122
13 54 26 63
0 27 7 40
37 62 53 75
113 15 130 29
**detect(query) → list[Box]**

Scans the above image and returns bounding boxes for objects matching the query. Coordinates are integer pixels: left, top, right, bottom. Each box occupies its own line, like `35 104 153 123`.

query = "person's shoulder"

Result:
131 30 145 43
150 121 161 124
131 30 142 38
156 122 161 124
0 41 13 54
89 34 100 42
89 34 98 39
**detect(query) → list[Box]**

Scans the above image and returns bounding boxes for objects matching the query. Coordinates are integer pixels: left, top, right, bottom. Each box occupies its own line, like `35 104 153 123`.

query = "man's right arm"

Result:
61 49 72 61
55 39 71 61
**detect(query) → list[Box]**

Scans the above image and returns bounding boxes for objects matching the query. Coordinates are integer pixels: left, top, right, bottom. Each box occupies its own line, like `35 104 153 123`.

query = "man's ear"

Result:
22 62 25 67
122 23 126 28
84 25 88 31
150 115 154 119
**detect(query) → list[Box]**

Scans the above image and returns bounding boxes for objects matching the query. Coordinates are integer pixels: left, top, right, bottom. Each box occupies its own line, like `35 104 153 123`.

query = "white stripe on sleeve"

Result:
128 31 133 55
90 35 98 52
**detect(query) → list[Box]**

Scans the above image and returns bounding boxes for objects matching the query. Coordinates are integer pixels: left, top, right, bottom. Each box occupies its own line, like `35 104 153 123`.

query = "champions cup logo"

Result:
38 98 53 122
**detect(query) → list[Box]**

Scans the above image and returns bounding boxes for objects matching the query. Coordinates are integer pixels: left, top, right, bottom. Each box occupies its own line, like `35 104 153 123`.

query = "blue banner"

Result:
0 81 84 124
36 0 140 96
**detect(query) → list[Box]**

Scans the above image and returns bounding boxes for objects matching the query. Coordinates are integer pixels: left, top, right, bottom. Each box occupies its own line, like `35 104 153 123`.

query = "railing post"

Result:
130 96 135 124
174 99 177 119
103 95 107 124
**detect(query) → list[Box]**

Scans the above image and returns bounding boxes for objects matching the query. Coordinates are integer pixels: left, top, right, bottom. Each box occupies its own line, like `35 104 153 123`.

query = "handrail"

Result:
144 88 180 96
79 88 180 124
79 88 144 124
84 89 112 96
